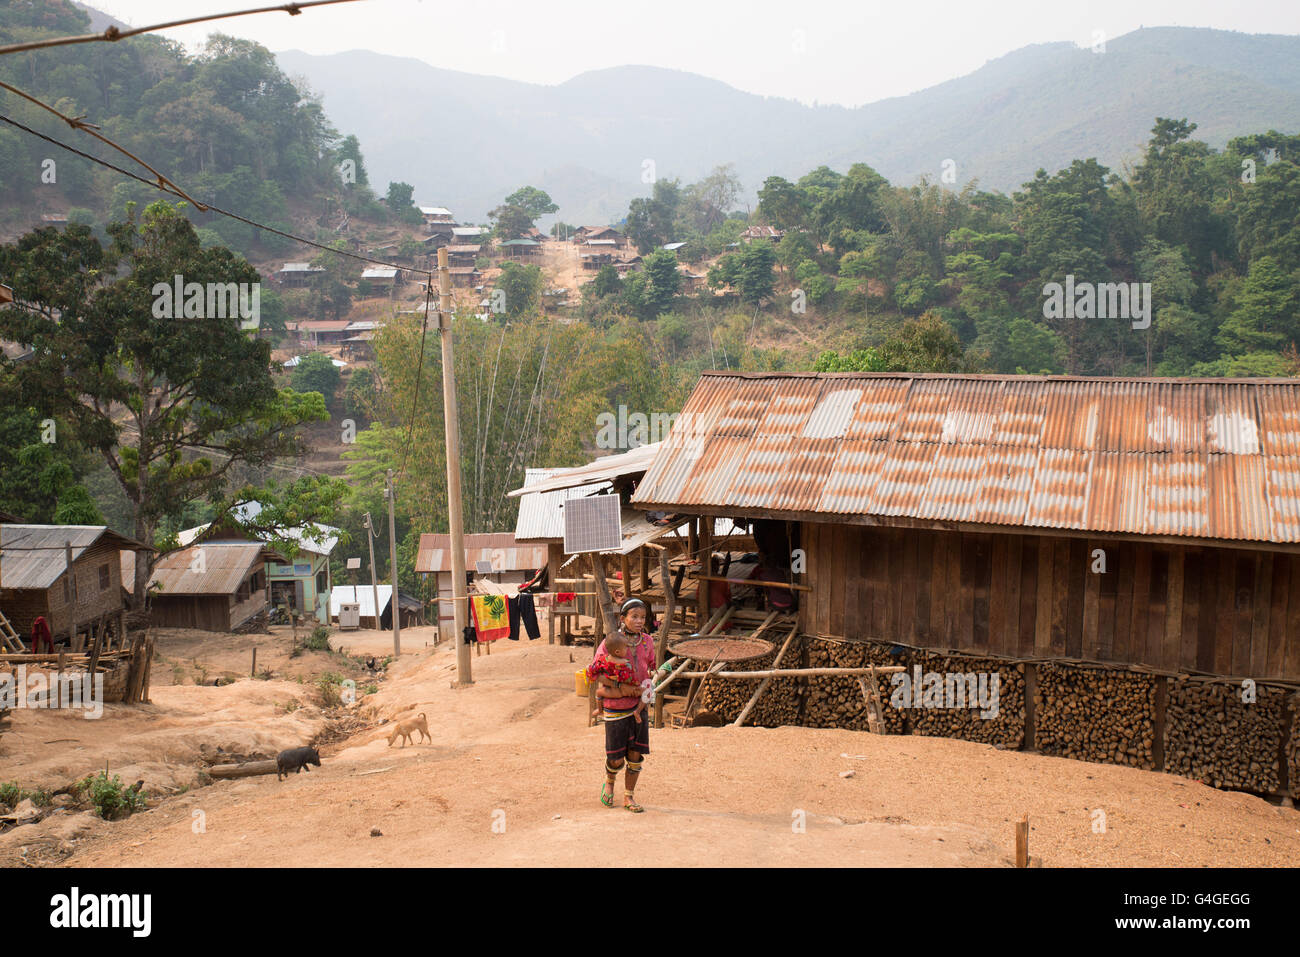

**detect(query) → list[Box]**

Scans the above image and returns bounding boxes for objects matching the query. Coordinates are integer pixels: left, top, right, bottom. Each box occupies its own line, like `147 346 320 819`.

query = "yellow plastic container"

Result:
575 669 590 697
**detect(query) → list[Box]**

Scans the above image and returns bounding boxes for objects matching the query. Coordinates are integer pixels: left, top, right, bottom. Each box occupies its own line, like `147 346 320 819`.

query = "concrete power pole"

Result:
363 512 381 639
437 246 471 685
386 469 400 657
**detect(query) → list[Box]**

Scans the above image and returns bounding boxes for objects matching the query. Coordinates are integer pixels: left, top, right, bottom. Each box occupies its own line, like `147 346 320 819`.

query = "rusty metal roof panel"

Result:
865 442 939 516
817 441 888 514
679 435 752 507
1025 448 1091 528
771 438 840 512
628 372 1300 545
1206 454 1270 541
1257 385 1300 456
1266 456 1300 542
894 379 952 443
1086 453 1148 532
937 379 1004 444
1041 380 1103 449
973 446 1038 525
1147 382 1205 452
1145 454 1209 538
844 379 911 441
916 442 989 521
1204 383 1262 454
991 379 1046 446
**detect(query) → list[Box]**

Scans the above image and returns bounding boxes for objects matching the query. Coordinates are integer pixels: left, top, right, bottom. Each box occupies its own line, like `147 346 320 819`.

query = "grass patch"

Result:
72 770 146 820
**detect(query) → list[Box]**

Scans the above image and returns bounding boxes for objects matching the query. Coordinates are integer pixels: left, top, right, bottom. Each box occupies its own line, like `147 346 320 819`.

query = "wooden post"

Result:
697 518 712 628
251 646 257 677
546 542 560 645
620 553 632 601
590 553 617 638
437 246 472 687
654 549 675 729
65 542 80 652
639 547 649 595
386 468 401 656
1015 816 1029 868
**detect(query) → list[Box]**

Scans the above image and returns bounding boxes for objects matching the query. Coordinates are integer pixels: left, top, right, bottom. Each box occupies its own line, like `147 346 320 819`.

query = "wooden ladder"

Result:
0 609 25 652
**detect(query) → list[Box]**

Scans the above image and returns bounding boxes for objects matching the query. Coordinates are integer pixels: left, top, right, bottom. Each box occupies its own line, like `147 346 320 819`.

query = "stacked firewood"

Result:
1035 664 1156 768
902 651 1025 748
802 639 906 733
696 646 802 726
1288 700 1300 799
1164 678 1287 793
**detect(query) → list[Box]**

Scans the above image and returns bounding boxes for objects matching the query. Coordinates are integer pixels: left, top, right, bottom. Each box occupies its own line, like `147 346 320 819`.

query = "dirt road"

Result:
5 633 1298 867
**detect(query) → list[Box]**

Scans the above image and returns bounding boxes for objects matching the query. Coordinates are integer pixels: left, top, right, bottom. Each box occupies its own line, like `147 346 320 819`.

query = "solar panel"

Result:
346 557 361 570
475 559 494 575
564 494 622 553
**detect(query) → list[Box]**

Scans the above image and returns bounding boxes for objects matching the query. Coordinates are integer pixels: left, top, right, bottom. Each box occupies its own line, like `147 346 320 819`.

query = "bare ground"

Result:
2 629 1297 867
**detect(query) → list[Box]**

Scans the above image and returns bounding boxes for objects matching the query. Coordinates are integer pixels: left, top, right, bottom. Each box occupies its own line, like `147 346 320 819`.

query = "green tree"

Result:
291 353 341 406
708 242 776 304
384 181 424 225
489 186 557 239
625 179 683 253
496 261 543 319
1217 256 1300 356
640 249 682 318
0 203 332 601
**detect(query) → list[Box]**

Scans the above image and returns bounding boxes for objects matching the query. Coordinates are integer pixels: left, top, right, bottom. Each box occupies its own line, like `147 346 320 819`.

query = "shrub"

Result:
0 781 20 808
75 770 146 820
304 626 332 652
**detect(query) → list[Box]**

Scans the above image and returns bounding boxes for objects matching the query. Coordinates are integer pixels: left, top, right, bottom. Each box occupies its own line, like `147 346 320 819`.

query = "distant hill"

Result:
277 27 1300 223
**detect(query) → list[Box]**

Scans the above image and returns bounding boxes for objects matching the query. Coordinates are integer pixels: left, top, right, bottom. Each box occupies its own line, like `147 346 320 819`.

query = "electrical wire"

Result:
0 0 363 56
0 111 431 280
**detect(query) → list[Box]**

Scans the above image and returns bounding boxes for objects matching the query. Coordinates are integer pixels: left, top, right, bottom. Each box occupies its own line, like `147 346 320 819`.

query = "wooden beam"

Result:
694 574 812 592
732 624 799 727
676 665 905 679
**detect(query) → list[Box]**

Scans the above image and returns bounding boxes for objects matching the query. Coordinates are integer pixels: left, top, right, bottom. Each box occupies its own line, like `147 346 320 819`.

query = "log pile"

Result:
802 639 905 733
1164 679 1287 793
696 645 802 727
1289 703 1300 800
1035 664 1156 769
903 651 1025 748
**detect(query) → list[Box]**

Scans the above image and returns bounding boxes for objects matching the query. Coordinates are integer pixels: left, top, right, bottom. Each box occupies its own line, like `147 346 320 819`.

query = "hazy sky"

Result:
92 0 1300 107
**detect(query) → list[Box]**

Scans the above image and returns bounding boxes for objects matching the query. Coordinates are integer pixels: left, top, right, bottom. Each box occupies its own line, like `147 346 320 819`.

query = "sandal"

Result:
600 780 615 808
623 794 644 813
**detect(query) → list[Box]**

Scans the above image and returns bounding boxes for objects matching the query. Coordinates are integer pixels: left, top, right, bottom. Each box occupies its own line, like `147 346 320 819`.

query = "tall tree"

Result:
0 203 332 600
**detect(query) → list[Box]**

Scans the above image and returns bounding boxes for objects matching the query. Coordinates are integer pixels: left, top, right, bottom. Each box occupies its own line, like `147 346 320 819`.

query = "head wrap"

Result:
619 597 647 615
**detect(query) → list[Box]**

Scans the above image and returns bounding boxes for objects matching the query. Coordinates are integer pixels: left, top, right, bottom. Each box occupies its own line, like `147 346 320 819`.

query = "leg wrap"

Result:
626 759 643 773
605 758 624 774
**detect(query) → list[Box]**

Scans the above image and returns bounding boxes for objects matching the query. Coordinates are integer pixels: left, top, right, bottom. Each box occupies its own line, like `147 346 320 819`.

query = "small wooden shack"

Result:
0 524 147 648
147 543 281 632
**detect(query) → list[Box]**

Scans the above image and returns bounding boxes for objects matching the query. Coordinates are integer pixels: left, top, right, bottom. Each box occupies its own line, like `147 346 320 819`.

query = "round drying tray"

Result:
668 636 775 663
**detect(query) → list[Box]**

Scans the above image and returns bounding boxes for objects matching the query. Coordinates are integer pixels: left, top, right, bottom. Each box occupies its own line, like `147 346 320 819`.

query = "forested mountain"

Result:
277 27 1300 223
0 0 377 256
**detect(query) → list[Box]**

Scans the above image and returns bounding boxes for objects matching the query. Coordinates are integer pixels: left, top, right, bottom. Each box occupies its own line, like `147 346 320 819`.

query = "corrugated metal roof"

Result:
177 503 340 556
506 443 661 499
415 533 547 573
513 468 613 542
631 373 1300 544
0 525 147 591
149 543 276 596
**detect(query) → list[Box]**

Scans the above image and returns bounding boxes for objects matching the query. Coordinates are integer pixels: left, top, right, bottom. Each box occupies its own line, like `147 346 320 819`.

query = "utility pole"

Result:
363 511 380 639
385 469 400 657
437 246 471 686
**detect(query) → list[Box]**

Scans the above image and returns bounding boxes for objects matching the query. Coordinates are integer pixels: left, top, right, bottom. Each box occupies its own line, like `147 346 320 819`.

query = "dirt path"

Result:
6 634 1298 867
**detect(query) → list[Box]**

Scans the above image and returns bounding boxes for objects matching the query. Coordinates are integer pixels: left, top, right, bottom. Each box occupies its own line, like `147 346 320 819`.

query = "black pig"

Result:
276 746 321 780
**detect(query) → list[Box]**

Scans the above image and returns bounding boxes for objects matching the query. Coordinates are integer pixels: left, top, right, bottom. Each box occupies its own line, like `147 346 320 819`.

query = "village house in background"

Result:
138 542 282 633
415 532 547 644
0 524 148 649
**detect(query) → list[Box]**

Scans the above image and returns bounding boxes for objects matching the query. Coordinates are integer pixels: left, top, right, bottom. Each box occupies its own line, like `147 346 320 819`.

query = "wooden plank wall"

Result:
801 523 1300 682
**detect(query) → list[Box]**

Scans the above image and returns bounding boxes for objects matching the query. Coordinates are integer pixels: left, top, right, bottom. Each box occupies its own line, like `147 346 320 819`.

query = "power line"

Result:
0 0 363 56
0 111 429 279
